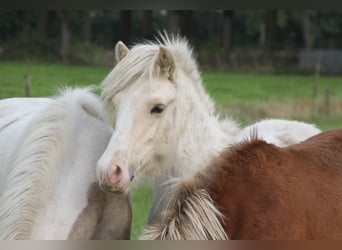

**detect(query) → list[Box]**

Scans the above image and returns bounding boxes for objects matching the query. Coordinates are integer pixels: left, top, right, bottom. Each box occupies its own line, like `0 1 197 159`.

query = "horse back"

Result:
289 128 342 168
208 129 342 239
283 128 342 239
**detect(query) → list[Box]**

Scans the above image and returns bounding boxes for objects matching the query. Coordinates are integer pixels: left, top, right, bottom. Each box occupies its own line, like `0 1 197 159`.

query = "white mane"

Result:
141 189 227 240
0 87 107 239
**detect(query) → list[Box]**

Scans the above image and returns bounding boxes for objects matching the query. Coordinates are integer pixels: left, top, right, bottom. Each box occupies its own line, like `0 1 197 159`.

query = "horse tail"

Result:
140 178 228 240
0 87 107 239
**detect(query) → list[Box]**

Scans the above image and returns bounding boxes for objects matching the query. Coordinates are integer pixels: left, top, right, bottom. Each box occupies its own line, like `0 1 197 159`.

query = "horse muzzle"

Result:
97 162 133 194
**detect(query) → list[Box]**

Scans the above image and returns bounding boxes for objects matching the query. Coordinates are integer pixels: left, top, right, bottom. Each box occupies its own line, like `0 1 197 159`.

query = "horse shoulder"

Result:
213 139 283 180
208 140 296 239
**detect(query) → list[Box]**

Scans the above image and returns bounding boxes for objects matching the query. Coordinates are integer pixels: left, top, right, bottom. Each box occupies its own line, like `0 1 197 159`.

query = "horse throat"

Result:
150 97 232 206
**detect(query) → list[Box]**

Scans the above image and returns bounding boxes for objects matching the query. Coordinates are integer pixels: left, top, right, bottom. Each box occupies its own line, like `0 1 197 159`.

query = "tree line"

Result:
0 10 341 65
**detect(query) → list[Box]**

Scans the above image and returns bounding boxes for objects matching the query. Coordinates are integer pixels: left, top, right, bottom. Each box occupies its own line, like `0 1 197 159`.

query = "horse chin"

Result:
100 181 131 194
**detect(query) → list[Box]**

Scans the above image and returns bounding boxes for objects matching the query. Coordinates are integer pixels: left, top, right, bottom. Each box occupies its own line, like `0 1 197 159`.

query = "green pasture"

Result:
0 61 341 239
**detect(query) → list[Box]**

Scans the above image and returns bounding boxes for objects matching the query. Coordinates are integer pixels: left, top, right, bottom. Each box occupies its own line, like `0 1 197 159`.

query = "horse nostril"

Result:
130 175 135 181
114 165 122 175
109 164 123 184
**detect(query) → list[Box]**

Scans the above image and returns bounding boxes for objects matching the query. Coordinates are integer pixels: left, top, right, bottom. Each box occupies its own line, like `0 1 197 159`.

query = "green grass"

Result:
203 71 342 103
0 61 112 98
202 71 342 130
130 182 153 239
1 62 341 239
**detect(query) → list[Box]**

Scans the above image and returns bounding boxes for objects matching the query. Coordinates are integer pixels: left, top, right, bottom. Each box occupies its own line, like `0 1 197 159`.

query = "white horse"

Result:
96 34 321 225
0 88 131 239
236 118 321 147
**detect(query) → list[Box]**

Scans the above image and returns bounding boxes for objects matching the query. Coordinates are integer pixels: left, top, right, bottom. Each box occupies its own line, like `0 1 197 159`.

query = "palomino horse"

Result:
141 129 342 240
0 88 131 239
97 34 320 224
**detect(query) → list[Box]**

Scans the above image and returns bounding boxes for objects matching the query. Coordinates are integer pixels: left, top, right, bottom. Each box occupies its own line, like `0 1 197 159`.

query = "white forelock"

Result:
101 33 215 115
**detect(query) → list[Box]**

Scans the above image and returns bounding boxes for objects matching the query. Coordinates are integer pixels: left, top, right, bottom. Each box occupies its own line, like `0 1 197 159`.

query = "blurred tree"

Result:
166 10 193 38
0 11 20 43
119 10 132 44
264 10 278 50
230 10 264 49
2 10 342 66
179 11 193 38
191 11 220 50
17 11 32 43
302 11 313 49
82 11 92 43
222 10 234 55
276 11 301 49
59 11 71 63
312 11 342 48
166 10 179 35
37 11 48 43
46 11 58 42
91 10 118 48
142 10 153 40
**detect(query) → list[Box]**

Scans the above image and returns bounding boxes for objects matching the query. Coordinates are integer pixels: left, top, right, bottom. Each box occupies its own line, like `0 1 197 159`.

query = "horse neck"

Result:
159 75 239 183
149 89 239 224
31 92 113 239
0 100 69 239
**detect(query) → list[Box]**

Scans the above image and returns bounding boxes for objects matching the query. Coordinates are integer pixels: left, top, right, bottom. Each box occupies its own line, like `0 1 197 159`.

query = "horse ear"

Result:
115 41 130 62
157 46 175 80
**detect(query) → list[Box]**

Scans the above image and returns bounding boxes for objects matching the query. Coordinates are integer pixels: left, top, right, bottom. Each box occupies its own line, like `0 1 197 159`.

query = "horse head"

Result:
97 38 179 193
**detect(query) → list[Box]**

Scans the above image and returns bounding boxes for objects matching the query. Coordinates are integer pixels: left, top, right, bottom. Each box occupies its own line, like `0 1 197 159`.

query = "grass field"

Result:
1 61 341 239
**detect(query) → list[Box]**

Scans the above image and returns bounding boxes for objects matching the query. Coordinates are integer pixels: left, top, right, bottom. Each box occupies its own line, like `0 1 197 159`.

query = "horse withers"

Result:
0 88 131 239
142 129 342 240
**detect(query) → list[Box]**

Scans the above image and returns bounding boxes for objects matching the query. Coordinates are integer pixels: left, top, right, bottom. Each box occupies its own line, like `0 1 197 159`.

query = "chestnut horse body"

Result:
142 129 342 240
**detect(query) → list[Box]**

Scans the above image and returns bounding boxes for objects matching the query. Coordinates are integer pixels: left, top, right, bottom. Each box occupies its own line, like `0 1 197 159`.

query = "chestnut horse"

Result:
142 129 342 240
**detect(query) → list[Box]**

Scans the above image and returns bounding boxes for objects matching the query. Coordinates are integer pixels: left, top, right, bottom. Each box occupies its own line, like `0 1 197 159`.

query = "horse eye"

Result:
151 104 165 114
